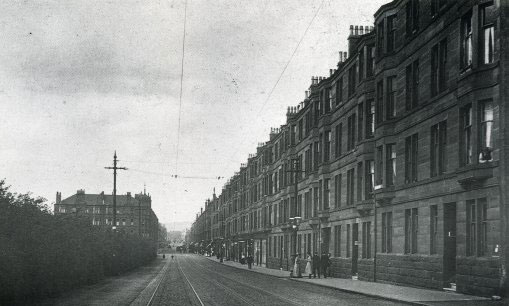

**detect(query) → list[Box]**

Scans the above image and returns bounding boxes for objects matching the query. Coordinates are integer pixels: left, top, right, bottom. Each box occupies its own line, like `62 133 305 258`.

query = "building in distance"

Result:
54 189 158 241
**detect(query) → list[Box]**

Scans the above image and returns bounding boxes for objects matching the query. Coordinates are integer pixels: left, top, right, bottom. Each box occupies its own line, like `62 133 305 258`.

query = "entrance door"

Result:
352 223 359 276
322 228 331 254
443 203 457 287
261 239 266 267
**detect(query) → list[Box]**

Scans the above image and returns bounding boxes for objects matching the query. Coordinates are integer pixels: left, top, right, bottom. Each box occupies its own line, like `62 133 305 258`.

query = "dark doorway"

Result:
443 203 457 288
322 227 331 254
352 223 359 276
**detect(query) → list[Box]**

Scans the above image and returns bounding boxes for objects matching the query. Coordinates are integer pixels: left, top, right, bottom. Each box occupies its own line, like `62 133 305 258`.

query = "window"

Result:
324 131 331 162
461 104 473 166
387 15 396 53
381 212 393 253
349 64 357 96
430 120 447 176
298 119 303 141
305 147 312 174
346 168 355 206
386 76 396 119
314 141 320 170
406 0 419 36
366 99 375 138
291 125 296 146
386 144 396 186
377 20 385 56
305 111 311 137
334 174 342 208
479 100 494 162
467 198 488 256
405 60 419 110
405 133 418 183
460 11 473 69
367 45 375 77
335 123 342 158
358 103 364 142
347 114 356 151
313 187 319 216
362 222 371 258
359 48 365 82
357 162 363 202
430 205 438 254
346 224 351 257
327 88 332 113
431 39 447 96
376 80 384 124
405 208 418 254
323 89 331 113
336 77 343 105
376 146 384 186
323 179 330 210
480 2 495 65
334 225 341 257
365 160 374 199
314 101 320 127
304 191 311 219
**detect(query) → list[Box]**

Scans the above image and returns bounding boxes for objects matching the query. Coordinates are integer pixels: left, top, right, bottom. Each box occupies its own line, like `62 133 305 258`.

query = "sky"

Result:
0 0 389 228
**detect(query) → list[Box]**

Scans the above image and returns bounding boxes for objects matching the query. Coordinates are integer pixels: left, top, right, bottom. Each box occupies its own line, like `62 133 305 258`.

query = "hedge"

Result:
0 180 156 304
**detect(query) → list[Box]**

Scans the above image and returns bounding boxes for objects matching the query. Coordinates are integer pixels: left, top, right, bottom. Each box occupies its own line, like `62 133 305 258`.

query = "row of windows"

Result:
220 2 497 206
264 199 488 259
223 100 494 222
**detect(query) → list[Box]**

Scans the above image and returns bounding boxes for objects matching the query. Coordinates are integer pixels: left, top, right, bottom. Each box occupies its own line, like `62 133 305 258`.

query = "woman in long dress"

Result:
293 254 301 277
305 252 312 278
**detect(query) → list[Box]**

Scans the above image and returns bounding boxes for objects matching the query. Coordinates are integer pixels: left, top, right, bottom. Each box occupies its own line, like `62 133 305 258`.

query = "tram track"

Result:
180 255 306 306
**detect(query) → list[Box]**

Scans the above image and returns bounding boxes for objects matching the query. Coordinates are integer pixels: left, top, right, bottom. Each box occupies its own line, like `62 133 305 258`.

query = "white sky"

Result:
0 0 389 226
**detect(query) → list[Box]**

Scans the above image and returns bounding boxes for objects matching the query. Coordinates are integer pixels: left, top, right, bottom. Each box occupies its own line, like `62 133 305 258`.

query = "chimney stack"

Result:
56 191 61 204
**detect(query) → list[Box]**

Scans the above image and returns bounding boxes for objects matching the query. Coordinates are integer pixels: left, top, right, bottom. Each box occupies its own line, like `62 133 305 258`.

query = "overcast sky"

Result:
0 0 388 227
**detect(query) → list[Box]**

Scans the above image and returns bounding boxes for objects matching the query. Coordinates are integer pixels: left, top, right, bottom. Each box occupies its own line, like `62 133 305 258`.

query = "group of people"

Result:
293 252 331 278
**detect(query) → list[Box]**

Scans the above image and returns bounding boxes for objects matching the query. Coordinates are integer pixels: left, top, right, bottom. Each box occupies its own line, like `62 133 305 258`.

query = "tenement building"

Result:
190 0 508 296
54 189 159 241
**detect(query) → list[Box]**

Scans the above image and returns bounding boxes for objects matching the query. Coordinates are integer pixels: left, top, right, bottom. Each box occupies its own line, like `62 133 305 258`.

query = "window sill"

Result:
456 162 497 189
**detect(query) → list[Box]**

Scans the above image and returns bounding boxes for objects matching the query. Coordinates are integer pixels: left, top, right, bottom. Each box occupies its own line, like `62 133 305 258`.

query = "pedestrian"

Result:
305 252 312 278
247 254 253 269
321 251 329 278
293 254 301 278
327 253 332 277
312 252 321 278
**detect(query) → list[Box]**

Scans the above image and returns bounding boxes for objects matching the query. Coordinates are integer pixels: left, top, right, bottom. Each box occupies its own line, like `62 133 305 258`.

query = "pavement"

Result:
205 256 506 306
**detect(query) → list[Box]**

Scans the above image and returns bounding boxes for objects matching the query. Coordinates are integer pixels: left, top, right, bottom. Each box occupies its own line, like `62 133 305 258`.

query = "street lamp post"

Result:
289 216 301 277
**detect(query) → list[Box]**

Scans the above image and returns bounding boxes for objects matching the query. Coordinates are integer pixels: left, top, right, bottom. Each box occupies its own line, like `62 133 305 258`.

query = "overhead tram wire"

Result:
223 0 326 173
129 168 224 180
174 0 188 177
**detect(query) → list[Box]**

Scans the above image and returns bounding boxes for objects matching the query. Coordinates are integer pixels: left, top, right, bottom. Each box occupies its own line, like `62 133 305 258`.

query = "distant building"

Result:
55 189 158 241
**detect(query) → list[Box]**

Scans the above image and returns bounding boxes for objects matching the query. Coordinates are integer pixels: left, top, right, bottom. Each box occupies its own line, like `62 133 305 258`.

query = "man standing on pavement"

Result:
247 253 253 269
321 252 329 278
312 252 320 278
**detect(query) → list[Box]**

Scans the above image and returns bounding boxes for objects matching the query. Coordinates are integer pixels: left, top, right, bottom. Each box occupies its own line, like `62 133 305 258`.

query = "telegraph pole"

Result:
105 151 127 230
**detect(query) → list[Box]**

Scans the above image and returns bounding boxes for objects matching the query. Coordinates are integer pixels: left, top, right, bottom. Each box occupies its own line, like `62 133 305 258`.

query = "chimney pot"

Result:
360 26 364 35
344 51 347 59
355 25 359 36
350 25 354 36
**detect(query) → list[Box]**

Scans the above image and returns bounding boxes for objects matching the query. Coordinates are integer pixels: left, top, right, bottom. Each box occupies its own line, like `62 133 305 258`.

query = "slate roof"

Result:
60 193 148 207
